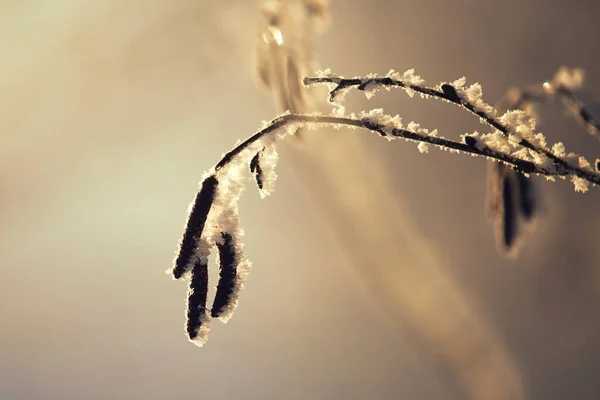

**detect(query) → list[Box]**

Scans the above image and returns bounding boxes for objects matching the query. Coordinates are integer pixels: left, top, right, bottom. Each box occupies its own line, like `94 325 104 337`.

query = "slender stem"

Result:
303 76 599 185
555 86 600 142
213 113 600 186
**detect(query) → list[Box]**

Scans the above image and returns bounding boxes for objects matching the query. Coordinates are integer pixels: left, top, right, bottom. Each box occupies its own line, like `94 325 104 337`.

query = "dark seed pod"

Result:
516 172 536 221
500 173 517 251
186 258 209 340
250 151 265 190
173 175 219 279
441 84 462 103
211 233 239 318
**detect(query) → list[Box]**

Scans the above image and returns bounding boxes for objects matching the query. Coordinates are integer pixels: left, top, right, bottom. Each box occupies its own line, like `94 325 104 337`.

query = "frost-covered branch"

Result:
303 70 600 191
173 111 600 345
215 113 595 179
173 67 600 347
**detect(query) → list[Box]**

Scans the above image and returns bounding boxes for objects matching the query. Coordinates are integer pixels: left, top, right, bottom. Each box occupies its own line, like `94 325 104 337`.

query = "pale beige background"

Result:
1 1 600 399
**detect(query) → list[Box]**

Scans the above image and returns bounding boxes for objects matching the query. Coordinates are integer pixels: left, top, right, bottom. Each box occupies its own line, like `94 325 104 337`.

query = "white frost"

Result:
551 142 566 158
571 176 589 193
402 68 426 86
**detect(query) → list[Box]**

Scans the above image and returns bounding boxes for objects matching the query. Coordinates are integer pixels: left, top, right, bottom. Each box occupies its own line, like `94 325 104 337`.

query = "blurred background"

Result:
2 1 600 399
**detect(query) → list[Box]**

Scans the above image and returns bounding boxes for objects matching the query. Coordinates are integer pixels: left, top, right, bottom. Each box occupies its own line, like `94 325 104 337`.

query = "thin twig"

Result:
303 76 599 186
554 86 600 141
213 113 600 185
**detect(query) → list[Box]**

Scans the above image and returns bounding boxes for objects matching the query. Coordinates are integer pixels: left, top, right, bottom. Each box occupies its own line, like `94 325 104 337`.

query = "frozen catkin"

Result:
250 151 265 190
211 233 240 319
186 257 210 344
500 172 517 252
487 163 515 254
516 172 536 221
173 175 219 279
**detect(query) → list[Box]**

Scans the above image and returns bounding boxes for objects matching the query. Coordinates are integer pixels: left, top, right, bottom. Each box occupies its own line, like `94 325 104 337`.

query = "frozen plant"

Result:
171 66 600 346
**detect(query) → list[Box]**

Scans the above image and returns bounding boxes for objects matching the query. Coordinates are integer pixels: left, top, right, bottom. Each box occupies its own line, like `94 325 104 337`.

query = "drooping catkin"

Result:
186 258 209 341
250 151 264 190
500 173 517 251
488 163 519 254
211 233 239 318
173 175 219 279
516 172 536 221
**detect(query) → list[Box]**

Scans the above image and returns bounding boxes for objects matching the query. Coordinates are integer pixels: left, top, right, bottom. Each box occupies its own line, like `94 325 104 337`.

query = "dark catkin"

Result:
501 174 517 250
211 233 239 318
186 258 209 340
250 151 265 190
516 172 536 220
173 175 219 279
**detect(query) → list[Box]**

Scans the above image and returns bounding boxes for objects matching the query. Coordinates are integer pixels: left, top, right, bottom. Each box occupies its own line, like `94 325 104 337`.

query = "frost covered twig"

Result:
304 71 599 191
174 112 600 344
214 113 582 178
